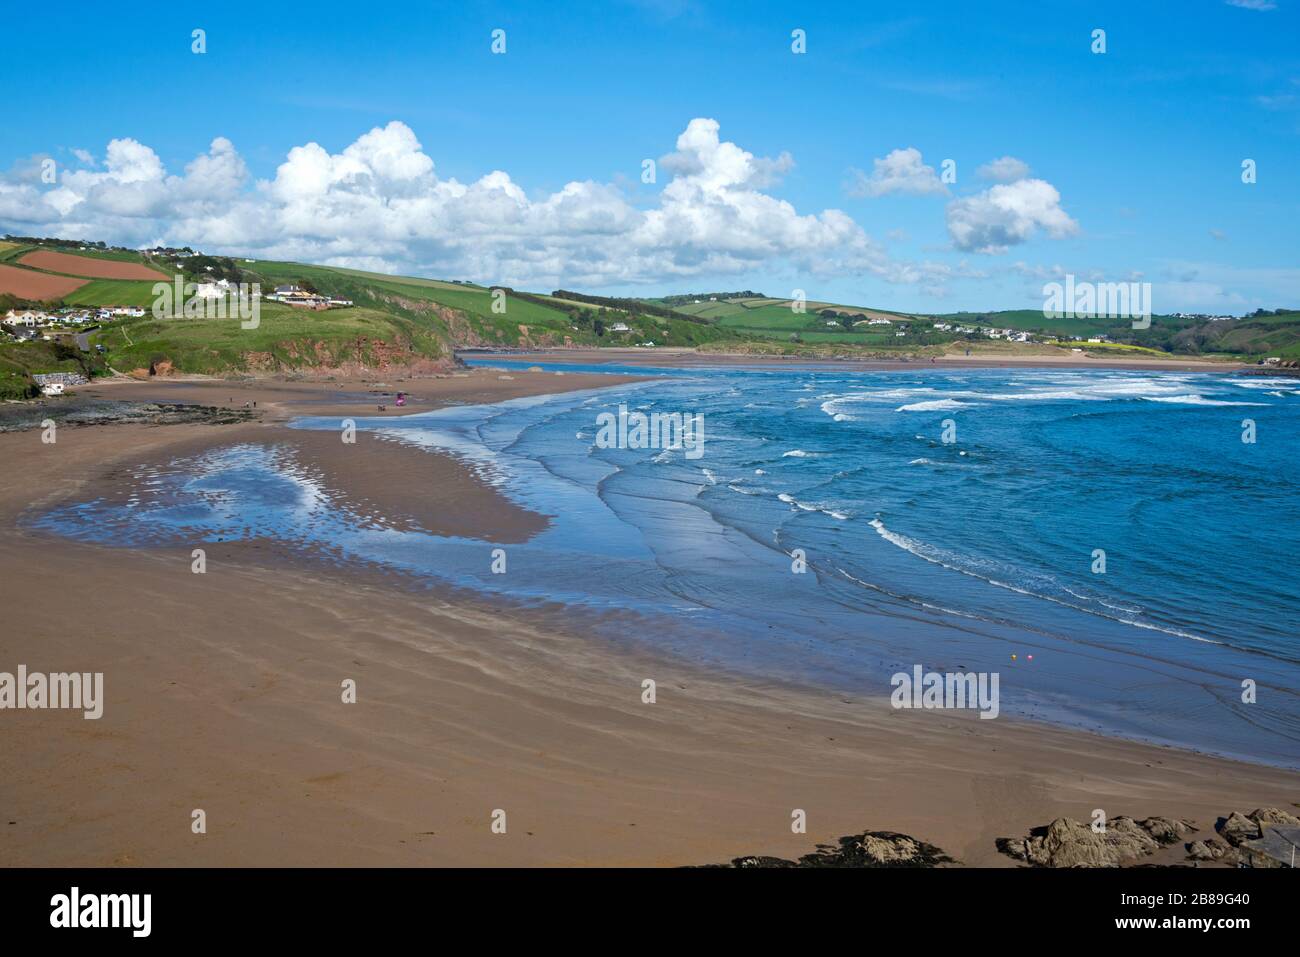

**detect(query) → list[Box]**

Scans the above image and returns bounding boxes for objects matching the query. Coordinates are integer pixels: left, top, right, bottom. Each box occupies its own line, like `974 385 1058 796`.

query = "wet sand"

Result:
1 370 1295 867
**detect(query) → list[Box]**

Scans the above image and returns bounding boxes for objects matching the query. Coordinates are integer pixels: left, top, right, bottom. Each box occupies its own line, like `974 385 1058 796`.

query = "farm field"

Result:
61 279 163 307
0 263 88 299
19 249 169 280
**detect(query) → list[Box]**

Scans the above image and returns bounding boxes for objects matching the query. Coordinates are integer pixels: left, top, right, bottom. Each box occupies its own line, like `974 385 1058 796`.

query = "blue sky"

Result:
2 0 1297 312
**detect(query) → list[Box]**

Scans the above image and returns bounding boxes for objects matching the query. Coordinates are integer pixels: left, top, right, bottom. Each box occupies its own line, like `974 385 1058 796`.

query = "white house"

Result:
609 322 631 332
195 279 231 299
3 310 48 327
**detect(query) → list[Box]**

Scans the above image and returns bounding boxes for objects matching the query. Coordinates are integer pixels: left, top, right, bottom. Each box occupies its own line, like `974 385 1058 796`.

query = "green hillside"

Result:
0 338 107 400
2 236 1297 380
89 303 447 377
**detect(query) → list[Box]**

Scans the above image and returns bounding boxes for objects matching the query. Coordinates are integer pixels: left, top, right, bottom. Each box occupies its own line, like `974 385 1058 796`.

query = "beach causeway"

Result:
1 365 1297 868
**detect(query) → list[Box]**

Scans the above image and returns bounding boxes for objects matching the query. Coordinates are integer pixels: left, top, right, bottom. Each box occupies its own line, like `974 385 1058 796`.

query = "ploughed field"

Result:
18 249 169 280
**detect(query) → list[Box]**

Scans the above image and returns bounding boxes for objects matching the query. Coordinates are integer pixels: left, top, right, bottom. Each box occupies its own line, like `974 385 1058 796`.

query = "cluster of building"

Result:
3 306 143 340
1171 312 1235 322
982 328 1035 342
267 284 354 309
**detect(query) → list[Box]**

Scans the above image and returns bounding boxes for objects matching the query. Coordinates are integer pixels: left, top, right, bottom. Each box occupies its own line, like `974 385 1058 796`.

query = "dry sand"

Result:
1 368 1295 867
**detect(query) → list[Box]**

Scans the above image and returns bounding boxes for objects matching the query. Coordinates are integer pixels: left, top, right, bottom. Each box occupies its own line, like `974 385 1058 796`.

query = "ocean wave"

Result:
1228 378 1299 389
782 449 818 457
1140 394 1267 407
777 492 847 518
896 399 975 412
824 377 1215 415
866 517 1223 645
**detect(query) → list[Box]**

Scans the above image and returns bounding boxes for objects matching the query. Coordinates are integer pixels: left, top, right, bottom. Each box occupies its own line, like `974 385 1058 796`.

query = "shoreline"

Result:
2 370 1297 867
460 346 1252 373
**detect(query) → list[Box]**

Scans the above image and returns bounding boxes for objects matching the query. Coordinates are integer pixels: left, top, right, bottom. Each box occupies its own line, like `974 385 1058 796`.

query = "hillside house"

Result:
4 310 49 327
609 322 631 332
195 279 231 299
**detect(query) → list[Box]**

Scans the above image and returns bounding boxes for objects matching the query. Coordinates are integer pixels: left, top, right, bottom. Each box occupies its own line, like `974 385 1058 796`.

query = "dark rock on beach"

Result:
1216 811 1261 847
1185 838 1230 862
1211 807 1300 868
0 398 258 432
996 815 1196 868
715 830 956 868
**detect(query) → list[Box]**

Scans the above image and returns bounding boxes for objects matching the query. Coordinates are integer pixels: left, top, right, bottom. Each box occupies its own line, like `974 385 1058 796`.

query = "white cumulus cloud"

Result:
946 178 1078 254
845 147 947 198
1 119 962 290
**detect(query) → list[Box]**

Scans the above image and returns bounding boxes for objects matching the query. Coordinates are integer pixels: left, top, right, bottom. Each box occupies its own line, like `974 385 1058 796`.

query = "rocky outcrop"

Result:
1209 808 1300 868
718 830 955 868
1247 806 1300 828
997 815 1196 868
1216 811 1262 846
1185 838 1230 861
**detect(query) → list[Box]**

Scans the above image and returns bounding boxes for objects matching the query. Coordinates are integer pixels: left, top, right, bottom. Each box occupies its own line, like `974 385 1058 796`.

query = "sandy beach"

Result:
472 346 1252 373
2 367 1296 868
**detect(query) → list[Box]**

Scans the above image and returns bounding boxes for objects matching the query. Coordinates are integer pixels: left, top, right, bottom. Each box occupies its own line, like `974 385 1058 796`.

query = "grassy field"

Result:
0 243 33 264
933 309 1110 337
90 304 448 376
62 279 163 307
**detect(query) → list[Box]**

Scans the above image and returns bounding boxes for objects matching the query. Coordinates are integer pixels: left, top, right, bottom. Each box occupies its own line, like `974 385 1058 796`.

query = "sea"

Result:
34 360 1300 767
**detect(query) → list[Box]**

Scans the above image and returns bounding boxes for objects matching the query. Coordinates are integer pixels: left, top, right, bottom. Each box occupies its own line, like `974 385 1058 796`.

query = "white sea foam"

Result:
1228 378 1298 389
782 449 816 457
1140 394 1266 406
821 375 1226 417
896 399 974 412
